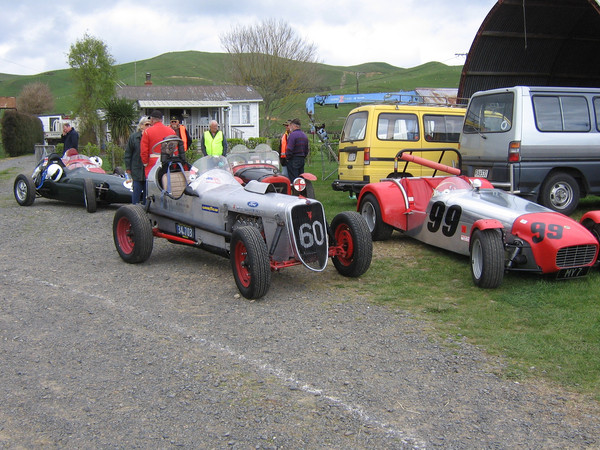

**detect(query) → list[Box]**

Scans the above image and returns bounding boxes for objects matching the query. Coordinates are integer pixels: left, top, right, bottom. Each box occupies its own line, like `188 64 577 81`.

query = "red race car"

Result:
358 150 600 288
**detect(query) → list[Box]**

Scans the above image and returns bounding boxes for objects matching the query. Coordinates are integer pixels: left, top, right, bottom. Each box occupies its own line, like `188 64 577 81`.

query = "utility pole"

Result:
355 72 364 94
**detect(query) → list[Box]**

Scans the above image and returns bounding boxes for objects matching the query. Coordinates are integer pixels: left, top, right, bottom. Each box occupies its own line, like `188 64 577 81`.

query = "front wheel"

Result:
14 174 36 206
230 227 271 299
83 178 97 213
330 211 373 277
539 173 580 216
359 193 393 241
113 205 154 263
470 229 504 288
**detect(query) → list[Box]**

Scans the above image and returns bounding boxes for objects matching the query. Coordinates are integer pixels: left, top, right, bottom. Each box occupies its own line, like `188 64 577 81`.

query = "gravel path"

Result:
1 154 599 448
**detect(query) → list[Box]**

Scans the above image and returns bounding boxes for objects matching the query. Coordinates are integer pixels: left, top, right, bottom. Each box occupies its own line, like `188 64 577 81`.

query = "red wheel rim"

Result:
335 224 354 266
234 241 251 287
116 216 134 254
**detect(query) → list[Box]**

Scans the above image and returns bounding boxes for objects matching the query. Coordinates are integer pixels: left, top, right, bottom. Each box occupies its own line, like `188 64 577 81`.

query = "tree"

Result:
67 33 117 145
17 82 54 115
220 19 320 136
103 97 138 148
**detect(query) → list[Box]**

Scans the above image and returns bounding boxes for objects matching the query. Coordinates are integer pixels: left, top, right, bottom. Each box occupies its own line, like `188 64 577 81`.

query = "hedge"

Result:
0 110 44 157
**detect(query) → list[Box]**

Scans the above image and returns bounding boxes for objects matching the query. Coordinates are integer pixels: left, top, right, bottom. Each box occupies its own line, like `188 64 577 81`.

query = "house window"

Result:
232 104 251 125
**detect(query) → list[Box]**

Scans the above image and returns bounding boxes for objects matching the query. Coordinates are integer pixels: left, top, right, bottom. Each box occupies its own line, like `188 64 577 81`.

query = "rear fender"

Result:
581 211 600 225
358 181 409 228
300 172 317 181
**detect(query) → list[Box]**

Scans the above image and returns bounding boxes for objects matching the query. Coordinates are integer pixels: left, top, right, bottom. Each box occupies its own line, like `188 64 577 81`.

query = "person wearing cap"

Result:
170 115 191 153
278 119 291 177
140 110 176 177
125 116 151 204
200 120 228 156
285 118 309 182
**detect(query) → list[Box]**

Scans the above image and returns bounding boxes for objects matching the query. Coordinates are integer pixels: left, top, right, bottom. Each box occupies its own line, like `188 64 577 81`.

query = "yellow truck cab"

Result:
332 104 465 194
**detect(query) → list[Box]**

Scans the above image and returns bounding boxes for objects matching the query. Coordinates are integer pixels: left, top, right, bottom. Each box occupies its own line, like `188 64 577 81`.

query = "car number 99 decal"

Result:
531 222 563 243
427 201 462 237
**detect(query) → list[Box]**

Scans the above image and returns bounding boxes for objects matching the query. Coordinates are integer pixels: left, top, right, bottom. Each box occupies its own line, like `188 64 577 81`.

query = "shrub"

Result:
1 111 44 157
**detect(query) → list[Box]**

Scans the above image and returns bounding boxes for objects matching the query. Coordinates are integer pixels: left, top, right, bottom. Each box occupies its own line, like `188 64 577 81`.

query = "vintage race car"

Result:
358 150 600 288
13 148 132 213
227 143 317 197
113 137 372 299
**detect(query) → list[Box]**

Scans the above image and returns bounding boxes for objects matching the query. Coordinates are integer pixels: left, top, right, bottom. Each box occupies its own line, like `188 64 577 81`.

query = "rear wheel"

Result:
113 205 154 263
470 229 504 288
359 193 393 241
14 174 36 206
83 178 97 213
330 211 373 277
230 227 271 299
539 173 579 216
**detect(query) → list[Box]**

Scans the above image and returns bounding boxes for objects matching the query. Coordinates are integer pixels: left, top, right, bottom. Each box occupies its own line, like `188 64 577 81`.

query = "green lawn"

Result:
308 158 600 399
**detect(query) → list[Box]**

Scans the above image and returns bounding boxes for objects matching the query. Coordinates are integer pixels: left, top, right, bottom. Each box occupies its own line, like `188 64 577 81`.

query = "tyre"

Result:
230 227 271 299
330 211 373 278
14 174 36 206
359 193 393 241
113 166 126 176
83 178 97 213
470 229 504 288
113 205 154 263
539 173 579 216
303 179 315 199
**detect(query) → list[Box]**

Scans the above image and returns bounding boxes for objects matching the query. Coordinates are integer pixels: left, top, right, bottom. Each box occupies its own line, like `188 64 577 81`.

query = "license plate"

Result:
556 266 589 280
474 168 489 178
347 152 356 162
175 223 195 240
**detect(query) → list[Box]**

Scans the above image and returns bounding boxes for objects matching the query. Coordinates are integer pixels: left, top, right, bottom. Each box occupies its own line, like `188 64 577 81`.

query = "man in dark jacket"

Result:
125 116 151 204
61 122 79 155
285 118 309 181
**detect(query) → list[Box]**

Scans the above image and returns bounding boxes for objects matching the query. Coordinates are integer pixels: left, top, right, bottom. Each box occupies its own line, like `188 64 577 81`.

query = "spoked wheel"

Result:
14 174 36 206
330 211 373 278
230 226 271 299
359 193 393 241
113 205 154 263
83 178 97 213
470 229 504 288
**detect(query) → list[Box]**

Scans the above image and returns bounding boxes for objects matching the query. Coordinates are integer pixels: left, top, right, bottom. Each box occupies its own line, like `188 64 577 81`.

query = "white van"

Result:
459 86 600 215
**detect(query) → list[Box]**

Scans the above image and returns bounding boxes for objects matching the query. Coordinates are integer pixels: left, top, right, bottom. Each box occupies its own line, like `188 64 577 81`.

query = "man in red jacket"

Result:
141 110 176 177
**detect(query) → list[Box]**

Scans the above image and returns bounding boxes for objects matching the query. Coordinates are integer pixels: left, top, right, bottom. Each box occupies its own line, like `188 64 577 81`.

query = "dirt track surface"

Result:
1 154 599 448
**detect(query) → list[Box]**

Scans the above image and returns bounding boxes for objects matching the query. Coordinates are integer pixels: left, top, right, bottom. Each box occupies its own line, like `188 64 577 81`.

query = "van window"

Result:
423 114 463 142
463 92 514 134
533 95 590 132
376 113 419 141
595 97 600 130
341 111 368 142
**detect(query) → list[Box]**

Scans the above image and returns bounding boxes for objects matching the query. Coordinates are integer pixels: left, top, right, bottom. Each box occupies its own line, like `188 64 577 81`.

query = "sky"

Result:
0 0 498 76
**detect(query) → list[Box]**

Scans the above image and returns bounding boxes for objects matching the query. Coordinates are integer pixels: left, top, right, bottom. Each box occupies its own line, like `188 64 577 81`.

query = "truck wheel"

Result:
230 226 271 299
83 178 97 213
14 174 36 206
470 229 504 288
113 205 153 263
330 211 373 278
359 193 393 241
539 173 579 216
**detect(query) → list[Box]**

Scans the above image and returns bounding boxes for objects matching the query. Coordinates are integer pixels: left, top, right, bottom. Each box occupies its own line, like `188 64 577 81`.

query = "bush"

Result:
1 111 44 157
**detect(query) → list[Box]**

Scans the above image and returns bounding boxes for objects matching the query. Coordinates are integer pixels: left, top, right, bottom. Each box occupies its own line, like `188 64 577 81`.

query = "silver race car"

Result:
113 137 372 299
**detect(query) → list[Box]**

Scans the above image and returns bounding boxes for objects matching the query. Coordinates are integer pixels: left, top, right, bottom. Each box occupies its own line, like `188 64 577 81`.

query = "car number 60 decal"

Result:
299 222 326 248
427 201 462 237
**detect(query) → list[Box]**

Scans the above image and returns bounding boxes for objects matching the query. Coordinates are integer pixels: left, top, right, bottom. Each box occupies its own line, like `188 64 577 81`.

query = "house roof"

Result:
458 0 600 101
117 85 263 108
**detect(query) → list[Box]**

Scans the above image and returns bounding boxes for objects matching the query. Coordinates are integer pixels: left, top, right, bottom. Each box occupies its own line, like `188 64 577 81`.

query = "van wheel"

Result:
539 173 579 216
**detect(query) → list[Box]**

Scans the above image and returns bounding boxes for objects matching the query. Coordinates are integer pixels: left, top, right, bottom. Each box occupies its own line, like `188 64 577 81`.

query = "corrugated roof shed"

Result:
117 85 263 103
458 0 600 101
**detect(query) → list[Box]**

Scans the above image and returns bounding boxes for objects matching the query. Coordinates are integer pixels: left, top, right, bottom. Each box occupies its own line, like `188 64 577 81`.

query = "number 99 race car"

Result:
358 150 600 288
113 137 372 299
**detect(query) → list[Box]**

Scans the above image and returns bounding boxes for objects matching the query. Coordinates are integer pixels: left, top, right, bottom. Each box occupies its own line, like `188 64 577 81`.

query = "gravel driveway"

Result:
1 153 599 448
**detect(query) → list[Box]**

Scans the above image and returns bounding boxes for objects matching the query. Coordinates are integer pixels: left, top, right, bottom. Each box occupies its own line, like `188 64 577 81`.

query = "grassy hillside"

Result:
0 50 463 133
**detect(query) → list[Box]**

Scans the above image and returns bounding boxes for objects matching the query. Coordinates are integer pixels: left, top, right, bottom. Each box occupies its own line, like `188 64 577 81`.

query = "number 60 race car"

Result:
358 150 600 288
113 137 372 299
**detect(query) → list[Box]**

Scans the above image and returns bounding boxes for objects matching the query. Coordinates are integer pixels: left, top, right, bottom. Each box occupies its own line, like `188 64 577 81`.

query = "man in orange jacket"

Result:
141 110 176 178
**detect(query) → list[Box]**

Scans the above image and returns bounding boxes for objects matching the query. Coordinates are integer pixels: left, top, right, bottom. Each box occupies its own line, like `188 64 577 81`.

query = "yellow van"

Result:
332 104 466 193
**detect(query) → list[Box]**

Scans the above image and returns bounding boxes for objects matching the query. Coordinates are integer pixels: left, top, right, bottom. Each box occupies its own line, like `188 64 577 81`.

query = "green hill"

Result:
0 50 463 133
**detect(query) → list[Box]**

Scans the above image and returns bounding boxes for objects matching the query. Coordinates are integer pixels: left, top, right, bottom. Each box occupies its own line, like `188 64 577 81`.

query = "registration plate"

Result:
347 152 356 162
556 266 589 280
474 168 489 178
175 223 195 240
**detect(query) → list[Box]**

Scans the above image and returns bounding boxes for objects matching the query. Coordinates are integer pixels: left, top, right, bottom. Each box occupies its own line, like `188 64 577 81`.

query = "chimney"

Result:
145 73 152 86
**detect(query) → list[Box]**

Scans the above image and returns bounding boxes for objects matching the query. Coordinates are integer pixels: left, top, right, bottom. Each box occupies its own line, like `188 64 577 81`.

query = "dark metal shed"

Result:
458 0 600 102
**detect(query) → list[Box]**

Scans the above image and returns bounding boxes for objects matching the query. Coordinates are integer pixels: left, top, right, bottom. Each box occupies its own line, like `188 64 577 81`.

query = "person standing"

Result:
279 119 290 177
140 110 176 178
125 116 151 204
200 120 228 156
61 122 79 155
170 115 192 153
285 118 309 181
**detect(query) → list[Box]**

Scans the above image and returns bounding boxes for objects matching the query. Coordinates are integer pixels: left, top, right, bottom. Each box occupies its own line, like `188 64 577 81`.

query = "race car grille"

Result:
556 244 597 268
